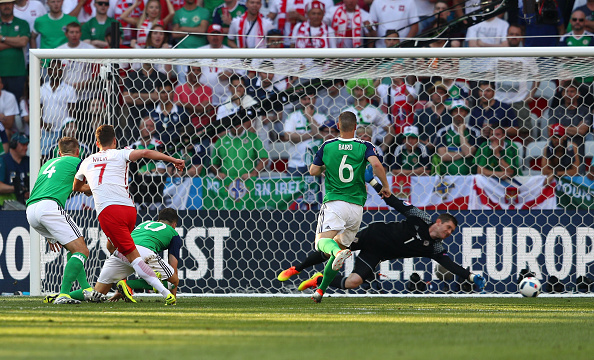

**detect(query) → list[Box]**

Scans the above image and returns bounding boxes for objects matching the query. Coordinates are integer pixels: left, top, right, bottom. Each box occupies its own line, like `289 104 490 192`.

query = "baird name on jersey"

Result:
338 144 353 151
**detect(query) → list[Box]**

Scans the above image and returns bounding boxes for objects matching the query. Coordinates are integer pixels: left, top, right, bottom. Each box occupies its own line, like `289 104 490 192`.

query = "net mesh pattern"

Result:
31 49 594 295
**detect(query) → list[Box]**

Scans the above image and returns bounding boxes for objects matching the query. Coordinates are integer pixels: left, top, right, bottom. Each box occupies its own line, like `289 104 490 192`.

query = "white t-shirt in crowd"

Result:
75 148 135 215
283 109 327 168
370 0 419 47
466 17 509 45
40 82 77 131
0 90 20 119
56 41 97 99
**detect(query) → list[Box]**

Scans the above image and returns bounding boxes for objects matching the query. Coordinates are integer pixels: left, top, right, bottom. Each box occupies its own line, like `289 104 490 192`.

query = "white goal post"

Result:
28 46 594 296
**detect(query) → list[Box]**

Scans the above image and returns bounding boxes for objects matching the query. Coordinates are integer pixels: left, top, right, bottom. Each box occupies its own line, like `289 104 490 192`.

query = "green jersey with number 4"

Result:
132 220 179 253
26 156 81 209
312 137 379 206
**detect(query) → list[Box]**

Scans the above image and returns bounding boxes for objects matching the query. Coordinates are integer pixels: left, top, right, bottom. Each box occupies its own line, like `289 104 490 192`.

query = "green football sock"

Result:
60 252 88 295
66 252 91 290
69 288 85 301
316 238 341 257
318 255 339 292
126 279 154 290
126 279 168 290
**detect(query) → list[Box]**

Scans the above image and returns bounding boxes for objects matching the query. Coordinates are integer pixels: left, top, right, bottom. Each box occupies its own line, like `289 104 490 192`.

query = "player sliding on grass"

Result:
73 125 184 306
307 111 391 303
66 208 182 303
278 175 487 293
27 137 94 305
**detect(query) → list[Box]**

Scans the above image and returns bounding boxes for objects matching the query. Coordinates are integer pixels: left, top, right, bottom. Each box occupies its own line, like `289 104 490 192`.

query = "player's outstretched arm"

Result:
368 156 391 198
432 253 486 291
129 149 185 171
368 177 427 219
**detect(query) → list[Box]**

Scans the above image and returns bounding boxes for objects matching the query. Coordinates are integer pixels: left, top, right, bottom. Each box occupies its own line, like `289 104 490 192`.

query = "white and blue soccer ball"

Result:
519 277 542 297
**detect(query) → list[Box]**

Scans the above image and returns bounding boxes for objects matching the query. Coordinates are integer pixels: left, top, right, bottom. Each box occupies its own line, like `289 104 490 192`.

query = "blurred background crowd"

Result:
2 0 594 210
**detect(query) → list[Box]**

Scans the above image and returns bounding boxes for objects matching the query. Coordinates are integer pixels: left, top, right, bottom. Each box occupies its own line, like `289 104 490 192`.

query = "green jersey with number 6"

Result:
26 156 81 209
312 137 380 206
132 220 179 253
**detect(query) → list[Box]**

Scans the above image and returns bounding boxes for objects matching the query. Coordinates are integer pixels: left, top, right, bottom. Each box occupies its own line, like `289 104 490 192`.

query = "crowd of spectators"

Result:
2 0 594 209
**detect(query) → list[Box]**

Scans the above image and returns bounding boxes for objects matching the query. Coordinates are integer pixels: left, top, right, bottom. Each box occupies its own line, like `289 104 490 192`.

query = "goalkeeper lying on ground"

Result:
46 208 182 304
278 170 487 292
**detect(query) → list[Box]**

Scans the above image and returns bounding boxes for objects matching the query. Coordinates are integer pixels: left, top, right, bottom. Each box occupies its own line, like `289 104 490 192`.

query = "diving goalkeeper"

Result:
278 172 487 292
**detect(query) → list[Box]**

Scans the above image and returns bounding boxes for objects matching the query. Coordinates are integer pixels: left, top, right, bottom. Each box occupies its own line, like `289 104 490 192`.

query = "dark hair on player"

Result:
158 208 178 224
66 22 81 32
159 80 174 90
438 213 458 227
96 124 116 147
229 74 243 84
58 136 79 155
338 111 357 132
478 80 495 90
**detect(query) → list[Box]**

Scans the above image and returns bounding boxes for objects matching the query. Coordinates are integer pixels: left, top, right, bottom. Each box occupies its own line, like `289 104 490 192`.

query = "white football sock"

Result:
130 257 171 298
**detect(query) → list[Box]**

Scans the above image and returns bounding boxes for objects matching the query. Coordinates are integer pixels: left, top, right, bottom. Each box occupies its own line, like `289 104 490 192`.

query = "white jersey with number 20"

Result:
75 148 135 215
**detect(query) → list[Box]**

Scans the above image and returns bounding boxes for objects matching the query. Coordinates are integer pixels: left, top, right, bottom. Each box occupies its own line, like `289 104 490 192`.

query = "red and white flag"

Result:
364 175 472 210
469 175 557 210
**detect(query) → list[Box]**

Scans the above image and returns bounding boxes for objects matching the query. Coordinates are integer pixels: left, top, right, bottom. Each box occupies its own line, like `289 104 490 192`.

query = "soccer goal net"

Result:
29 47 594 296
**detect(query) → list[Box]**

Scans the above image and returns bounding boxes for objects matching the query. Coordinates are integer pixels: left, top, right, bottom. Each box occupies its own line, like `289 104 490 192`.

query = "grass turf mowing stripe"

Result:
0 297 592 360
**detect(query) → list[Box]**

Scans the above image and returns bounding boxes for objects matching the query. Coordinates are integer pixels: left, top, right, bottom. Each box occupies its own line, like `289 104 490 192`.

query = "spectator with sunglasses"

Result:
560 10 594 47
571 0 594 33
82 0 121 49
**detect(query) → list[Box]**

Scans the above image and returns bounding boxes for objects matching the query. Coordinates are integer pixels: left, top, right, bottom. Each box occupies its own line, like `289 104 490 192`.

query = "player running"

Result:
27 137 94 305
66 208 182 303
73 125 184 305
307 111 391 303
278 177 487 293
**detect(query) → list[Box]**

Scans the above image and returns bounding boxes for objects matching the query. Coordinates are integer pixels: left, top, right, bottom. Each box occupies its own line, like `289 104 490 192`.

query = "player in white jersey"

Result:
73 125 184 305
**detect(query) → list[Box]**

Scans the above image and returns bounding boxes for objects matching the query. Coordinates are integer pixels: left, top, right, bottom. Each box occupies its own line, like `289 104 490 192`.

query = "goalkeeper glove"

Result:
471 274 486 291
364 164 374 183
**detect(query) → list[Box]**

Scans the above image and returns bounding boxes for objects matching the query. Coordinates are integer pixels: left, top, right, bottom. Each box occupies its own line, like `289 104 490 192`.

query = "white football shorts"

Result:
27 200 82 246
315 200 363 247
97 245 174 284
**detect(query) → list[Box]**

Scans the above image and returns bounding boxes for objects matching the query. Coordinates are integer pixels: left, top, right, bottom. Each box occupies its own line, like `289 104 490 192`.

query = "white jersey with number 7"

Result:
75 148 135 215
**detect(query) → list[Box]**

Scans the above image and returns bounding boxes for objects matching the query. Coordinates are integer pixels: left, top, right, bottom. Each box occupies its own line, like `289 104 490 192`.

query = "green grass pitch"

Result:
0 296 592 359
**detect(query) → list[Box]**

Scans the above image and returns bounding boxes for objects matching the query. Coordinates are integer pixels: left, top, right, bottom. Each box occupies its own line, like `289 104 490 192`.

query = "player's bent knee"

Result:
66 237 90 258
124 248 141 262
94 282 111 295
344 273 364 289
168 274 179 287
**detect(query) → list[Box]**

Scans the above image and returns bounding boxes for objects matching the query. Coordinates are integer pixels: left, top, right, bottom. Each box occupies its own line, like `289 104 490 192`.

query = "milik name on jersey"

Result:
338 144 353 151
93 157 108 162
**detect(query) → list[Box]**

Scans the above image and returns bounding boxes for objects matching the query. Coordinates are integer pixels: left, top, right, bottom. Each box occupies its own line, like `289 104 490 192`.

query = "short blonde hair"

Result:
356 126 373 138
58 136 79 155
